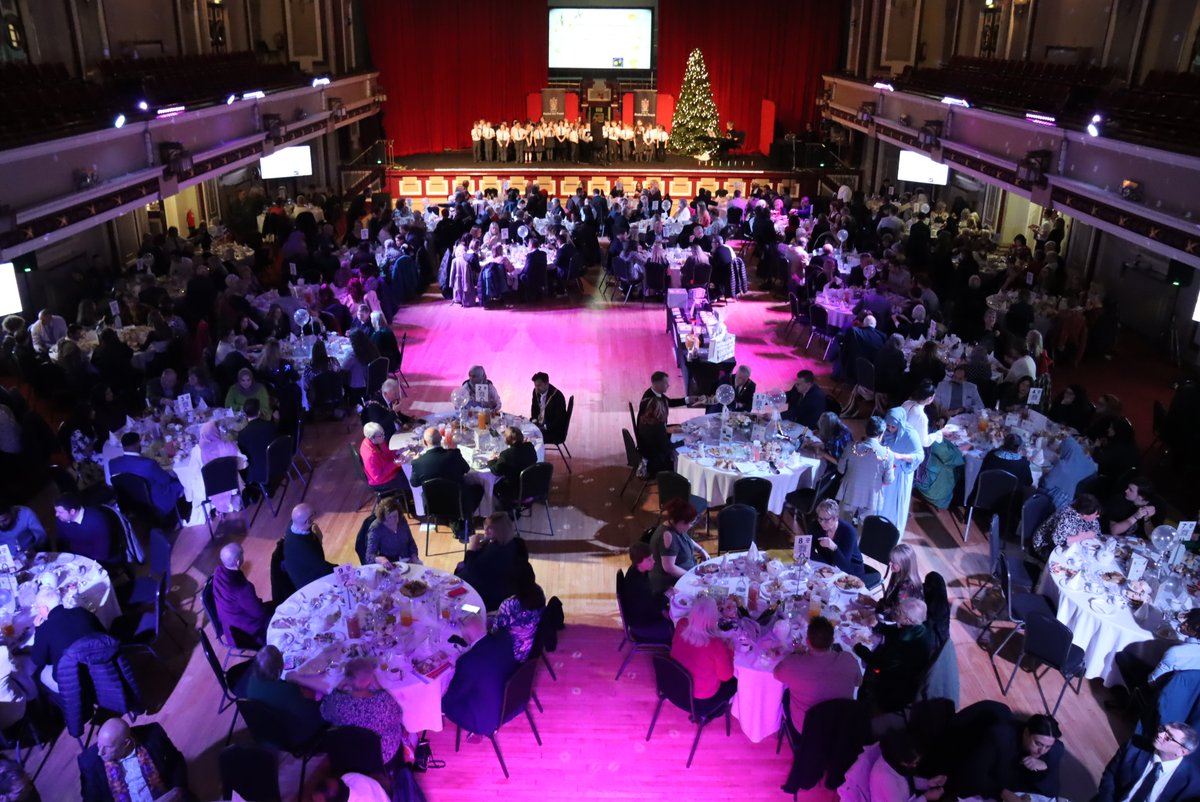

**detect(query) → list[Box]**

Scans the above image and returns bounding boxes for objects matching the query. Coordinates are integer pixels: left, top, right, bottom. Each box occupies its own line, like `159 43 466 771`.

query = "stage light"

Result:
136 100 149 111
113 114 126 129
312 76 331 88
243 90 265 100
156 105 185 118
1087 114 1103 137
872 82 894 92
1025 112 1056 127
941 96 970 108
226 94 236 105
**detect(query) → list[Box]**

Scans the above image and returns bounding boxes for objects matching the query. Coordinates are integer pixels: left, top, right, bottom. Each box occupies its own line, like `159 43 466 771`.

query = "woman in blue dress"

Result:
880 407 925 537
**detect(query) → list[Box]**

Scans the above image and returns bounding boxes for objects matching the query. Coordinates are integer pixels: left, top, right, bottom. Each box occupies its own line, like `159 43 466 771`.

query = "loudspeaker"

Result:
1168 260 1194 287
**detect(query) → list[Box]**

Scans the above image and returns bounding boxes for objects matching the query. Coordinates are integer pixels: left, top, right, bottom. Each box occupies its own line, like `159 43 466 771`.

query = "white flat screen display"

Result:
897 150 950 185
259 145 313 180
0 263 22 317
548 8 652 70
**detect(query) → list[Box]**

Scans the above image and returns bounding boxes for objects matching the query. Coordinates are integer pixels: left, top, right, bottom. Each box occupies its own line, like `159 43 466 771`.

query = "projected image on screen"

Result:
897 150 949 185
0 263 23 317
260 145 313 180
548 8 652 71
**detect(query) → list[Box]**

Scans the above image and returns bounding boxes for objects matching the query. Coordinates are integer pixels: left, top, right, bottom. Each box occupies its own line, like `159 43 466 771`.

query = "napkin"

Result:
125 416 137 429
1066 571 1085 591
748 542 760 562
197 398 208 411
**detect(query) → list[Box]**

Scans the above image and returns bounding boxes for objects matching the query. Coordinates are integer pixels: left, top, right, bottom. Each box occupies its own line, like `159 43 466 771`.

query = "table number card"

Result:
1127 554 1149 583
0 545 12 572
751 393 769 414
289 262 298 277
473 384 489 404
1004 413 1020 427
108 300 121 318
793 535 812 563
360 228 370 241
1027 387 1043 406
174 393 193 416
1178 521 1197 541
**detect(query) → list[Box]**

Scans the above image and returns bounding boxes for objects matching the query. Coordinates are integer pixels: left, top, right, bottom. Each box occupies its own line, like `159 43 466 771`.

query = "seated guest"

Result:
283 503 334 588
194 420 247 513
1115 609 1200 698
1048 384 1093 433
853 598 935 713
619 542 673 644
1040 437 1098 509
110 433 187 521
530 372 567 442
364 496 419 564
811 499 865 579
784 370 826 429
246 645 325 746
670 595 736 705
1093 417 1140 479
186 366 220 408
933 364 984 416
0 503 47 556
816 411 853 463
359 422 408 495
838 315 887 385
914 405 965 509
369 311 401 371
980 432 1034 532
29 309 67 354
650 499 707 595
456 513 530 611
635 383 678 476
774 615 862 724
236 398 277 487
224 368 272 418
907 341 948 392
876 544 924 622
0 755 37 802
947 707 1065 801
1104 477 1161 536
839 729 946 802
320 658 406 766
52 495 113 562
360 379 413 441
31 589 105 690
1033 493 1101 560
461 365 502 412
1096 724 1200 802
212 543 270 646
1003 343 1037 384
146 368 181 409
78 719 189 802
489 426 537 509
409 428 483 538
492 563 546 662
729 365 757 412
441 625 519 737
999 375 1036 412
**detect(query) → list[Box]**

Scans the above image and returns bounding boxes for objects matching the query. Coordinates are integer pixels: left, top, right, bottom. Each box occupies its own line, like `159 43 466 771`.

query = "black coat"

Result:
442 630 519 735
410 446 471 488
282 529 333 589
490 442 538 504
531 385 568 442
456 537 531 611
56 633 142 738
784 385 827 429
237 418 278 485
31 606 105 679
79 722 189 802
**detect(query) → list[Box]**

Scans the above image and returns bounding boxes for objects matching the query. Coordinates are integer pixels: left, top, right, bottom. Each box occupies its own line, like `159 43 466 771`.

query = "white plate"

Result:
1089 598 1117 615
695 457 715 467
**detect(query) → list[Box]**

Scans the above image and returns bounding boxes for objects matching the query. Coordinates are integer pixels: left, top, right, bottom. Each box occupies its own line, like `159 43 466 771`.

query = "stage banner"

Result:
634 90 656 124
542 89 567 121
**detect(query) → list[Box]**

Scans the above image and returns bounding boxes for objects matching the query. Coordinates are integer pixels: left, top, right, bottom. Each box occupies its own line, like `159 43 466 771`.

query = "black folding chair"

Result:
542 395 574 474
365 357 389 400
805 304 838 361
197 629 252 744
783 470 841 535
962 469 1019 544
731 476 771 518
201 575 260 669
620 428 651 509
395 331 411 392
717 504 757 553
643 261 668 305
843 357 882 417
248 435 296 520
219 744 282 802
646 653 732 768
858 515 901 592
200 456 249 539
1004 612 1086 715
319 725 385 777
235 698 325 791
614 569 671 679
513 462 555 537
124 528 186 624
784 292 810 341
978 557 1054 680
111 472 180 531
1019 491 1056 560
421 477 470 555
451 658 542 778
657 470 710 533
610 256 642 303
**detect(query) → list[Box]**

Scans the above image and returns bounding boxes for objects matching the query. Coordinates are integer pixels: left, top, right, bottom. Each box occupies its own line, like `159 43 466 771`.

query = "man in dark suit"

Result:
636 371 692 475
1096 725 1200 802
53 495 114 562
32 602 105 687
212 542 270 646
784 370 827 429
729 365 757 412
530 372 567 443
551 229 577 296
410 429 484 537
236 397 277 487
838 315 887 384
608 229 630 270
79 719 190 802
358 379 413 441
109 433 187 521
489 427 538 510
282 503 334 589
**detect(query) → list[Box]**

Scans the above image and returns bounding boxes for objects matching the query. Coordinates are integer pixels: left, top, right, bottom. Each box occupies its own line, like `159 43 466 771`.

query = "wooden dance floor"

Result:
24 275 1128 802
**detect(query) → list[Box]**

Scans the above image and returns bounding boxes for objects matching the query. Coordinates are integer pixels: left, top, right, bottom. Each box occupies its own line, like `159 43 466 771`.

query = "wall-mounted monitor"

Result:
897 149 949 185
548 8 653 72
259 145 313 180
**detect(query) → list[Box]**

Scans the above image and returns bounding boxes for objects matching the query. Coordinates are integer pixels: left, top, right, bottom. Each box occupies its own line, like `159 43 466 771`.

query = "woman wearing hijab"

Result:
1048 384 1093 432
193 420 247 513
1040 436 1098 509
880 407 924 537
1093 418 1139 479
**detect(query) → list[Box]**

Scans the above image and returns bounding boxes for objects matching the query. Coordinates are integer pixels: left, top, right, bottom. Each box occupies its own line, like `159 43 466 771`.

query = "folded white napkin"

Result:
1066 571 1085 591
748 542 760 561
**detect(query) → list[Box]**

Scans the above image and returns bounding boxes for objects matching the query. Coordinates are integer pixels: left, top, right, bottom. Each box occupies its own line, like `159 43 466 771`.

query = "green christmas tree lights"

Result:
669 48 721 156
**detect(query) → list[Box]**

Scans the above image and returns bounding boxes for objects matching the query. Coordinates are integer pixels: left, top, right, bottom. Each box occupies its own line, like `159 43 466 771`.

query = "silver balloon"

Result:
1151 525 1178 555
294 308 311 327
836 228 850 243
517 225 529 239
450 385 470 410
714 384 736 407
769 390 788 409
920 203 931 214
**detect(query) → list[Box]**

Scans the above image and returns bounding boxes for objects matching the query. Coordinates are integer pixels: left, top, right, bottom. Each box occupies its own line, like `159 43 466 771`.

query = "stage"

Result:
382 149 816 207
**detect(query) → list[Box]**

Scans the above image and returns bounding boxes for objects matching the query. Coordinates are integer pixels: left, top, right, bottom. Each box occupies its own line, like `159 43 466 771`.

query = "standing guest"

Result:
1033 493 1102 559
78 719 190 802
1040 437 1098 509
816 411 854 462
245 646 325 746
836 416 896 523
456 513 530 611
0 503 47 556
489 427 537 510
110 433 187 521
947 708 1065 802
52 495 113 562
1096 724 1200 802
211 542 270 646
461 365 502 412
811 499 866 579
283 503 334 588
320 658 406 766
530 372 567 443
358 422 408 495
876 544 924 621
902 380 944 448
492 562 546 662
934 364 984 416
363 496 419 565
636 371 691 475
853 598 935 713
649 499 708 595
774 616 862 725
619 542 673 644
880 407 924 537
670 595 737 705
784 370 827 429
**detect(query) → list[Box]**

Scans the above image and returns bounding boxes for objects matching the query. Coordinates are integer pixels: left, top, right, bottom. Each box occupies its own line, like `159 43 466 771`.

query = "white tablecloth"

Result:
1 552 121 639
670 552 876 743
389 413 545 517
945 409 1076 494
266 562 485 733
674 414 823 514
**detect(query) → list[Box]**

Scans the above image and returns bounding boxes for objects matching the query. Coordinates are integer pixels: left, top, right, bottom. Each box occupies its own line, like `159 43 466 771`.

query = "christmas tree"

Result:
669 48 720 156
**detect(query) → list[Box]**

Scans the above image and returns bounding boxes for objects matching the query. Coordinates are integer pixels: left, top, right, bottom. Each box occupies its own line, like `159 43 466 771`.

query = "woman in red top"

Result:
359 422 408 494
670 595 736 703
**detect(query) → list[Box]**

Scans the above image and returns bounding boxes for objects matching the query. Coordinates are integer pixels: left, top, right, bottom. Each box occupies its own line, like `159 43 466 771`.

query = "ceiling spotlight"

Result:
941 96 970 108
242 90 265 100
312 76 331 88
1086 113 1103 137
113 114 126 129
226 94 236 105
136 100 149 111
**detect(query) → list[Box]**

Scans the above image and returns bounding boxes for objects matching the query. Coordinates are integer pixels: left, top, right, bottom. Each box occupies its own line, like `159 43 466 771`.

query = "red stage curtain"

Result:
657 94 674 132
363 0 548 156
657 1 840 153
622 93 634 126
565 93 579 121
759 100 776 156
527 93 542 124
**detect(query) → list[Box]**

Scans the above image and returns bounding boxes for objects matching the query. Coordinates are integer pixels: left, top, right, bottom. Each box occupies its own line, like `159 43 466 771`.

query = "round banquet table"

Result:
389 412 545 517
945 408 1077 494
675 414 824 515
670 551 877 743
1038 537 1188 686
2 552 121 635
266 562 486 733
